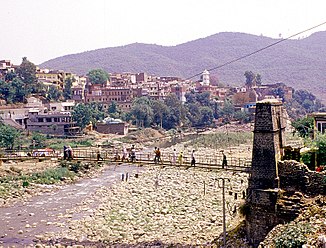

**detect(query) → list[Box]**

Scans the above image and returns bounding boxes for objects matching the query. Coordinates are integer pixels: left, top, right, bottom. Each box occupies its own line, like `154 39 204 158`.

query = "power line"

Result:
186 21 326 80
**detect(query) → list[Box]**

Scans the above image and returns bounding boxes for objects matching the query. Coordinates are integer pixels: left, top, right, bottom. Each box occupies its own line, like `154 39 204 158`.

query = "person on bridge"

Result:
222 151 227 169
191 150 196 167
130 145 136 162
155 148 161 164
153 147 158 163
122 146 128 162
63 145 68 160
171 148 177 165
178 151 183 166
67 146 73 160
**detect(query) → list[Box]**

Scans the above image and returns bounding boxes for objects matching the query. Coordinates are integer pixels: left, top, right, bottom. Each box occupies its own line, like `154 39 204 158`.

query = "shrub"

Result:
274 222 315 248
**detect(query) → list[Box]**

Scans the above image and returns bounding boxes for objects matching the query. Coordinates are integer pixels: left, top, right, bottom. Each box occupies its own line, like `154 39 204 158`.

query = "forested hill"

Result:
40 31 326 101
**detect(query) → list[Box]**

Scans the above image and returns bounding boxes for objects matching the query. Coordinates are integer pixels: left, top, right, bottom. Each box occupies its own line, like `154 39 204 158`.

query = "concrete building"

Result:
26 109 79 136
96 117 128 135
311 112 326 137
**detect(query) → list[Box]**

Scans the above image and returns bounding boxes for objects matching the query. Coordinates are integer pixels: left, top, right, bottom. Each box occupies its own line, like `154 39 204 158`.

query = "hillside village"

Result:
0 57 326 247
1 58 321 137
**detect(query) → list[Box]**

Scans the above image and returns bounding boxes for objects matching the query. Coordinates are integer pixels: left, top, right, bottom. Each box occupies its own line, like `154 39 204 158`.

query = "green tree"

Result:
47 85 62 101
63 77 74 100
72 104 93 130
108 101 119 115
221 99 235 122
87 69 109 85
31 132 47 148
0 80 15 103
0 124 21 149
198 106 214 127
11 78 28 102
164 94 187 129
152 99 169 128
291 116 314 138
244 71 255 88
16 57 37 85
255 73 262 86
131 97 153 127
234 110 251 124
186 103 201 127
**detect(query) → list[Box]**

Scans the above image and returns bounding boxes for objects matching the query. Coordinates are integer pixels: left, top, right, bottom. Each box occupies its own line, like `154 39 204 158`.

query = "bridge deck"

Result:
0 148 251 173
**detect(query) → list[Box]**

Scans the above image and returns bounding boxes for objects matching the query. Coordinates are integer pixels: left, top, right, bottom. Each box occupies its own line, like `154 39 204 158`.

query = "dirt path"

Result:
0 164 141 247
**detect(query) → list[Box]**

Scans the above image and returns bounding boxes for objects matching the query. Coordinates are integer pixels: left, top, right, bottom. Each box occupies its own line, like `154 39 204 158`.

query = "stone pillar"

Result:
249 100 286 191
246 99 287 246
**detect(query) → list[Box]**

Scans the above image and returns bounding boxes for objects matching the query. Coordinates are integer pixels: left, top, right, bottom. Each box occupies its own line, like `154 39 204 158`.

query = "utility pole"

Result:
217 175 248 247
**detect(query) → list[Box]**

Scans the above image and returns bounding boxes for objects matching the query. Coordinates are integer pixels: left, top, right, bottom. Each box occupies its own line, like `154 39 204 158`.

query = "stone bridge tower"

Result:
246 99 287 246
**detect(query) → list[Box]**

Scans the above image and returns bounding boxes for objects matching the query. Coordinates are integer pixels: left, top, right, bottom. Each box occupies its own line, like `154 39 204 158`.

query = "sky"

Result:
1 0 326 65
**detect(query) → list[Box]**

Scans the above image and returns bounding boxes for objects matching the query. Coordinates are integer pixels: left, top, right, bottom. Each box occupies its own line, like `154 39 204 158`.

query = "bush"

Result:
239 201 251 217
274 222 315 248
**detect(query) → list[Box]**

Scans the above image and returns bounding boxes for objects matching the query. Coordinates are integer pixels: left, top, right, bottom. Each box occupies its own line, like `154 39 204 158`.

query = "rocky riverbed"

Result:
40 165 249 247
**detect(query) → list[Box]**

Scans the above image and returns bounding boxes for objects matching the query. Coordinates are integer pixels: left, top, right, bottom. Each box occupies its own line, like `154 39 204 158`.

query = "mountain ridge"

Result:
40 31 326 101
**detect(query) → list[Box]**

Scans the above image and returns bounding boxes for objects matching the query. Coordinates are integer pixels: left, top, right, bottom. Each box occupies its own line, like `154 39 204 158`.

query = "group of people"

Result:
111 145 228 168
118 145 136 162
63 145 73 160
158 148 196 167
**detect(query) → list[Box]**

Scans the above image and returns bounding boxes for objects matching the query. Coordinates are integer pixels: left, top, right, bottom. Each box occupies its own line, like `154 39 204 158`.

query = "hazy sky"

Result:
1 0 326 65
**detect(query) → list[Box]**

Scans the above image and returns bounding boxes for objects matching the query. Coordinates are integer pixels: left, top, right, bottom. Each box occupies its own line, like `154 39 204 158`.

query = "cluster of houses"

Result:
1 59 325 137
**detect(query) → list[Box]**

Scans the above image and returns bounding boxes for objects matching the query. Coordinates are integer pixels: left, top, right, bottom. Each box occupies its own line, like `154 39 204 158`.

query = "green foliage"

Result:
0 124 21 149
312 133 326 166
28 167 75 184
31 132 47 148
63 77 74 100
16 57 37 85
0 78 29 103
291 116 314 138
131 97 154 127
274 222 315 248
87 69 109 85
48 138 93 150
72 103 94 129
234 110 251 124
47 85 62 101
244 71 255 87
187 131 252 149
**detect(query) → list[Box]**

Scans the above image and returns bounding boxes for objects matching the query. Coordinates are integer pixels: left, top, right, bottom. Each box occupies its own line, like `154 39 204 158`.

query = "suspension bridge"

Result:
0 147 252 173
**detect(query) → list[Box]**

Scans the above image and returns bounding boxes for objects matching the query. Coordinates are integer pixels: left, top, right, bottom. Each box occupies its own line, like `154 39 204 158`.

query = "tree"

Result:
47 85 62 101
186 103 201 127
234 111 251 124
198 106 214 127
16 57 37 85
0 124 21 149
72 104 93 130
164 94 187 129
151 100 169 128
87 69 109 85
64 77 74 100
255 74 262 86
221 99 235 121
131 97 153 127
31 132 47 148
11 78 28 103
291 116 314 138
0 80 15 103
244 71 255 88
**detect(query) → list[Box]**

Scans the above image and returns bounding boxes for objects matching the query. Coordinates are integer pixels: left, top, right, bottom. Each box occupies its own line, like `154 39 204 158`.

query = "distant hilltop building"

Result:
201 69 210 86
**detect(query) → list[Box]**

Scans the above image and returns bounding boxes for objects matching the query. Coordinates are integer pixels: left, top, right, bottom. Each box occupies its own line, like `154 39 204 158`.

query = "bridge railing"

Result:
0 148 252 171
